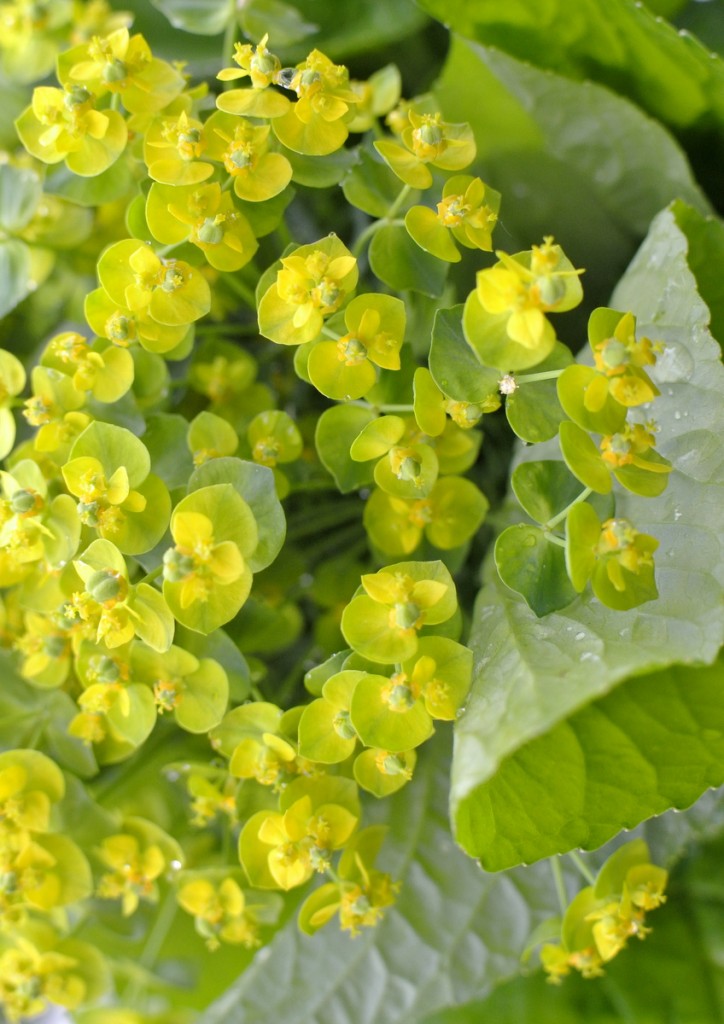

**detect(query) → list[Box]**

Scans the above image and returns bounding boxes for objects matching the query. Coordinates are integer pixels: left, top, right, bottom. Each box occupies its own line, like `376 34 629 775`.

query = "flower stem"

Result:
568 850 596 885
221 16 238 69
545 487 592 530
224 273 257 310
139 565 164 586
546 534 566 548
351 183 411 257
386 184 412 221
550 857 568 914
516 369 565 384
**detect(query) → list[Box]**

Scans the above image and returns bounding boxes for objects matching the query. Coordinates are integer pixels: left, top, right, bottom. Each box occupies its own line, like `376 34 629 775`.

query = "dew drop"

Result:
575 631 585 640
673 507 682 521
674 411 681 420
170 859 182 870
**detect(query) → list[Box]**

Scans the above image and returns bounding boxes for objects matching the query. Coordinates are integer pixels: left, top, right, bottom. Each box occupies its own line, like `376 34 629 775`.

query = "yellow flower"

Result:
163 511 244 609
477 237 583 351
16 83 127 175
96 833 166 916
177 876 260 950
272 48 360 156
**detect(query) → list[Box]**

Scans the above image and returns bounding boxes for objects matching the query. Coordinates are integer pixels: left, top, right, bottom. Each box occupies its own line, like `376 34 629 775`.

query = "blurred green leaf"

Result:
421 0 724 133
151 0 232 35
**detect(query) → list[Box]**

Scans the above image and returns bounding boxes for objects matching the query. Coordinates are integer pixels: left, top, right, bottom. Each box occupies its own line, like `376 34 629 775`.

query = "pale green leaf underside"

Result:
453 206 724 869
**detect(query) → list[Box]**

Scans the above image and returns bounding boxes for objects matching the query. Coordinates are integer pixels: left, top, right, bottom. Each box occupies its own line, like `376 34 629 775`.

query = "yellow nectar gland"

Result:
162 112 205 162
381 672 416 711
437 193 468 227
411 113 446 161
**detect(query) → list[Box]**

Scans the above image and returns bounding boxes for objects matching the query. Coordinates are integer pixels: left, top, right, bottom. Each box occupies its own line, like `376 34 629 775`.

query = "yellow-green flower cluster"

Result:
202 559 471 937
540 841 667 983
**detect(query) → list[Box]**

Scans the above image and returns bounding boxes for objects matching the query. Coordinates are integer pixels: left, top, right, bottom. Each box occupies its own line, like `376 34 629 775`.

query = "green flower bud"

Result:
91 654 121 684
78 500 101 527
394 601 420 630
0 871 17 893
163 547 195 582
65 84 92 108
380 753 408 776
385 683 415 711
601 338 629 370
43 635 66 658
197 218 225 246
86 569 126 605
333 710 356 741
535 275 566 306
103 58 127 83
395 455 421 483
10 489 38 515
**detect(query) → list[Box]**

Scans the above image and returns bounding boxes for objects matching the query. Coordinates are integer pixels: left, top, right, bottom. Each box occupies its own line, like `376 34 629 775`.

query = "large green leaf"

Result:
202 734 562 1024
419 0 724 134
452 205 724 870
433 38 708 320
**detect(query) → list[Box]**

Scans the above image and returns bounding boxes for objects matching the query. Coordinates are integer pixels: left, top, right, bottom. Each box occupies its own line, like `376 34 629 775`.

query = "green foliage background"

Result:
130 0 723 1017
0 0 722 1019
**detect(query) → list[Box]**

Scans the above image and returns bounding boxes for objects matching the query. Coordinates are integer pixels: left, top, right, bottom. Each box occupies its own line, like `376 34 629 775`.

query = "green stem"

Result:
290 479 341 494
546 534 566 548
250 685 265 702
221 16 238 68
300 520 363 562
568 850 596 885
286 505 362 540
545 487 592 531
196 322 258 337
139 565 163 586
224 274 257 310
550 857 568 915
156 242 182 259
322 326 341 340
386 184 412 220
325 863 343 886
140 889 178 970
376 403 414 413
351 219 385 258
351 182 411 257
515 368 565 384
121 888 178 1005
